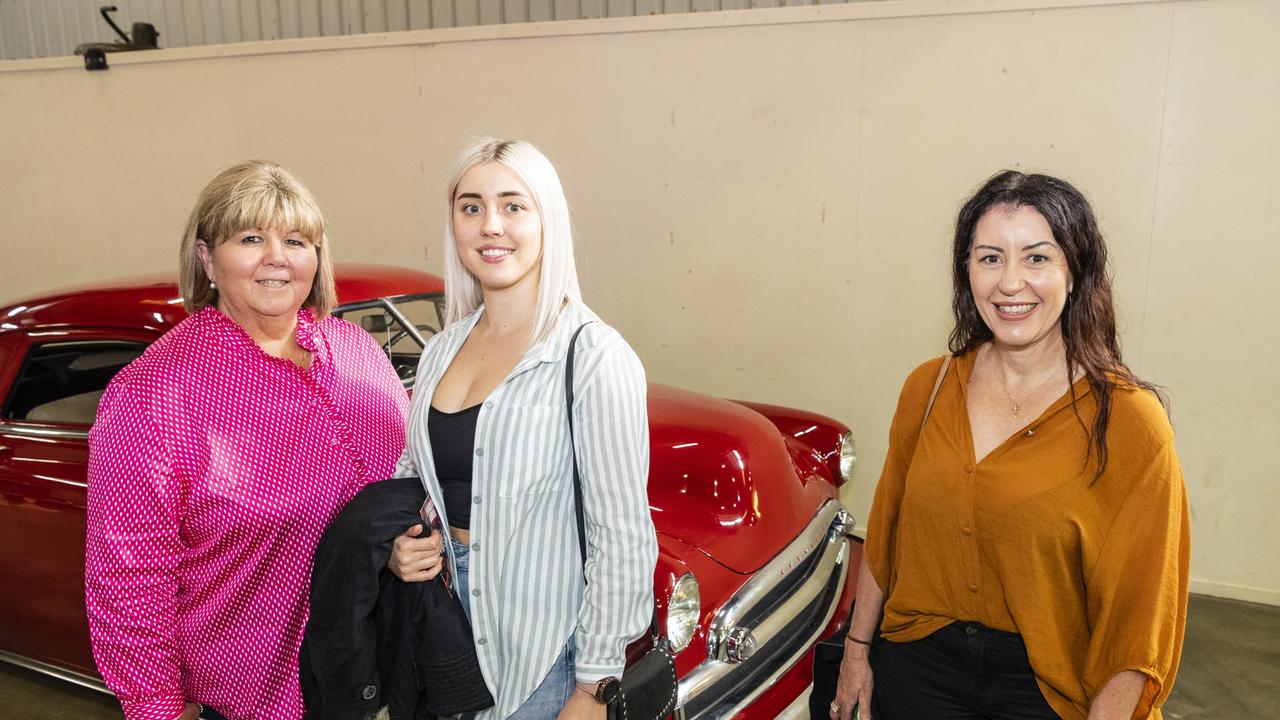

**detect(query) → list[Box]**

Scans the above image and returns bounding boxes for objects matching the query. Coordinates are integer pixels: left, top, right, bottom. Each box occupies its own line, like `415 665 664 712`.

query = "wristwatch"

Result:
582 677 621 704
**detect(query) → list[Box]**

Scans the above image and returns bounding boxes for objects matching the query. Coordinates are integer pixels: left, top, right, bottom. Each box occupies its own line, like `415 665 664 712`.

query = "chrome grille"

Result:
676 500 855 720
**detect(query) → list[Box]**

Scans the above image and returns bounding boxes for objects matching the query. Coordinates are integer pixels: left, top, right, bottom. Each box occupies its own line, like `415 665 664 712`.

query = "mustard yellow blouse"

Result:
865 351 1190 720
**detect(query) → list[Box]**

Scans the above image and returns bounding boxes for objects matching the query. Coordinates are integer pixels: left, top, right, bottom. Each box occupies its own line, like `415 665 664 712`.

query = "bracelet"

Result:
844 634 872 646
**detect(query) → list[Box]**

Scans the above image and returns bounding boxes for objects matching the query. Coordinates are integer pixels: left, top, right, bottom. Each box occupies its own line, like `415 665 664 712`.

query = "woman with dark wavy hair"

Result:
831 171 1189 720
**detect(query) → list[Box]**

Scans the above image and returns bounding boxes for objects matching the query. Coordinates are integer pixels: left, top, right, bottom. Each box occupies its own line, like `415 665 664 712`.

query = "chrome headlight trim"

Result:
839 431 856 481
666 572 700 653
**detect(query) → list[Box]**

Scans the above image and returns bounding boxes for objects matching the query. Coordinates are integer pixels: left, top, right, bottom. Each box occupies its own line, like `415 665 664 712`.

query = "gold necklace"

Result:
996 366 1059 418
1000 384 1024 418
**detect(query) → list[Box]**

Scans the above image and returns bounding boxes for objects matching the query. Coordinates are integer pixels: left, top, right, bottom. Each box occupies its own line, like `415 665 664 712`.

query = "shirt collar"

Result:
294 307 321 353
954 346 1093 421
197 304 323 362
452 302 593 369
530 302 593 365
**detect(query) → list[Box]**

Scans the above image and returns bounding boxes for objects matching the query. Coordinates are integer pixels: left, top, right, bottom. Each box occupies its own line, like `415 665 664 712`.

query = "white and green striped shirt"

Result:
398 302 656 718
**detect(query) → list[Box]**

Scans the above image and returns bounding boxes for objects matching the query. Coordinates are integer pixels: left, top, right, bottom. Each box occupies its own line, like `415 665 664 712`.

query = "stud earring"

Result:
210 281 217 289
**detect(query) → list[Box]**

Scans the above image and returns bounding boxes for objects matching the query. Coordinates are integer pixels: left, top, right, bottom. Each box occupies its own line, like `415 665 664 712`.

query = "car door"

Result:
0 328 153 679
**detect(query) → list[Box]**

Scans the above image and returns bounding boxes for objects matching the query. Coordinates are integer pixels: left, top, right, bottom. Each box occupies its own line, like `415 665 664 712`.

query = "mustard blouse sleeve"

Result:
1082 433 1190 719
864 358 944 592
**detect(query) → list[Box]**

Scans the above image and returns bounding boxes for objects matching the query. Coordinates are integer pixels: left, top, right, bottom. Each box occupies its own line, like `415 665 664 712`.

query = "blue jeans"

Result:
450 536 575 719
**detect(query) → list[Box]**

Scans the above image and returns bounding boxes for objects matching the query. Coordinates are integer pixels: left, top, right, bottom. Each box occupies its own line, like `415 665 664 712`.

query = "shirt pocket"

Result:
486 405 571 498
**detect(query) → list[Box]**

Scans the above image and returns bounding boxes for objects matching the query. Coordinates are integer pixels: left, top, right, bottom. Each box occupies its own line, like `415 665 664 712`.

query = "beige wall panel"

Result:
0 46 429 294
415 24 863 419
849 2 1173 523
221 47 431 271
1144 0 1280 604
0 64 249 288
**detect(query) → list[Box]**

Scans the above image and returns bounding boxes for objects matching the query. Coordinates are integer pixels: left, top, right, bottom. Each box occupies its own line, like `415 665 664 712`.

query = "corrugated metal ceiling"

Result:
1 0 873 60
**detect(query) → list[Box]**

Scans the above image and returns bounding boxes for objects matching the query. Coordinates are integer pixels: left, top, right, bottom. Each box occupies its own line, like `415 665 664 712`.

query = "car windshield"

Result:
332 293 445 387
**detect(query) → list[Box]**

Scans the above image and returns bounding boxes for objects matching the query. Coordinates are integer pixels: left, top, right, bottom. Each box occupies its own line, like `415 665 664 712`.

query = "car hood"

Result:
646 384 833 574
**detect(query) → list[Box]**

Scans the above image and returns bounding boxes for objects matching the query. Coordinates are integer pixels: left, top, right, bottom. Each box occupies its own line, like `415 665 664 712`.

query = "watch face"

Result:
599 678 621 704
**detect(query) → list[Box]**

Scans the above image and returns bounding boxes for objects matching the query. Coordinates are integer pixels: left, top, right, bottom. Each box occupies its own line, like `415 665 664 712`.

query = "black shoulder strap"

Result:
565 323 592 567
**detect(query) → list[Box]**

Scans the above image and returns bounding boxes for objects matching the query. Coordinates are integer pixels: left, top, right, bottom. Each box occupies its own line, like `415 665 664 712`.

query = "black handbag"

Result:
565 323 679 720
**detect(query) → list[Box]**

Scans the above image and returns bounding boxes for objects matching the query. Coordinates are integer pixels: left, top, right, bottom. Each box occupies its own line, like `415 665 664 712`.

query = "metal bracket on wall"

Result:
83 48 108 70
75 5 160 71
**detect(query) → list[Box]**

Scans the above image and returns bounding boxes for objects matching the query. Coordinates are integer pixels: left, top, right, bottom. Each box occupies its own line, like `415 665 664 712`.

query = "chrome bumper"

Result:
0 649 109 694
675 500 855 720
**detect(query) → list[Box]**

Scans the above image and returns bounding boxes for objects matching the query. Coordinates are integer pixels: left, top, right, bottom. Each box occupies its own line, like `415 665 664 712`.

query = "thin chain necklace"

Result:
1001 384 1026 418
995 363 1060 419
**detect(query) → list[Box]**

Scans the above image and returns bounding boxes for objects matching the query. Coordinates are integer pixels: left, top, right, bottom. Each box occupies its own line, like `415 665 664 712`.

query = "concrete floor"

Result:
1162 595 1280 719
1 594 1276 718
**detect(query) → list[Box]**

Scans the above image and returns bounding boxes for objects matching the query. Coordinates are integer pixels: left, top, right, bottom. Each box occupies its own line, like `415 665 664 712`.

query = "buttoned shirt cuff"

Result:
119 694 186 720
575 663 625 684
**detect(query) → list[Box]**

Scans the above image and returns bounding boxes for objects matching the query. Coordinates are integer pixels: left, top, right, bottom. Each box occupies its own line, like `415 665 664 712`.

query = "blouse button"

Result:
475 448 484 457
964 463 973 474
968 584 979 593
961 526 972 536
477 637 488 646
1025 429 1036 437
473 495 482 505
484 401 494 409
471 542 481 552
472 588 482 597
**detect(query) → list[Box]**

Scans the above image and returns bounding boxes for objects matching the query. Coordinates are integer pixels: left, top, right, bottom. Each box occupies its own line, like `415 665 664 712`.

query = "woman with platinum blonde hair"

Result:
440 139 584 342
86 160 410 720
387 138 657 720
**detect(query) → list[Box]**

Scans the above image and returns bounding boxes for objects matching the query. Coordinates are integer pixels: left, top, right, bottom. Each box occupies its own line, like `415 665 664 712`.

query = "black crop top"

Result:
427 404 481 530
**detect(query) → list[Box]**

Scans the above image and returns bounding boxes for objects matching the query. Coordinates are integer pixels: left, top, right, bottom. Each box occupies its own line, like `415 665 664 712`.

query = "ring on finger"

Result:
829 701 840 716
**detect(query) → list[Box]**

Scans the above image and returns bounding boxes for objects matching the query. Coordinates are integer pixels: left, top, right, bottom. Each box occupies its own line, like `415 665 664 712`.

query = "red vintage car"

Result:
0 264 861 719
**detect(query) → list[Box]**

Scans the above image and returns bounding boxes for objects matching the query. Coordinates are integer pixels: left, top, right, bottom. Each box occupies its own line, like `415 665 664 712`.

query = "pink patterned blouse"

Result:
85 306 409 720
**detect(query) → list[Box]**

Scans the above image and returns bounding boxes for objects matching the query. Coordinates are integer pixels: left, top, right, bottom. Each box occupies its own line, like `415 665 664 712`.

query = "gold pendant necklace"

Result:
998 368 1056 418
997 364 1034 418
1002 389 1023 418
991 347 1067 420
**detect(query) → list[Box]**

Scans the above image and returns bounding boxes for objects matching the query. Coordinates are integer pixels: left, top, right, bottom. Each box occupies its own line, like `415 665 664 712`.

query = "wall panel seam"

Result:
1135 1 1177 373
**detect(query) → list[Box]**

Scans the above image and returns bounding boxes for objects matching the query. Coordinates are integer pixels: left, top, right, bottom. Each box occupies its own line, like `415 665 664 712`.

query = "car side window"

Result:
3 341 146 425
333 295 444 386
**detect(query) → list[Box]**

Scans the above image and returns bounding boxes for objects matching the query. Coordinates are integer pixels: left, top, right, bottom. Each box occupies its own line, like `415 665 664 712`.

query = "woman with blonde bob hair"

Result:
86 160 410 720
388 139 657 720
178 160 338 317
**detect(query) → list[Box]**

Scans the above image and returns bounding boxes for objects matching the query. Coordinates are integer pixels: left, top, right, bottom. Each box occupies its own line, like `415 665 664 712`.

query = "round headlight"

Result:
665 572 700 653
839 431 857 482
